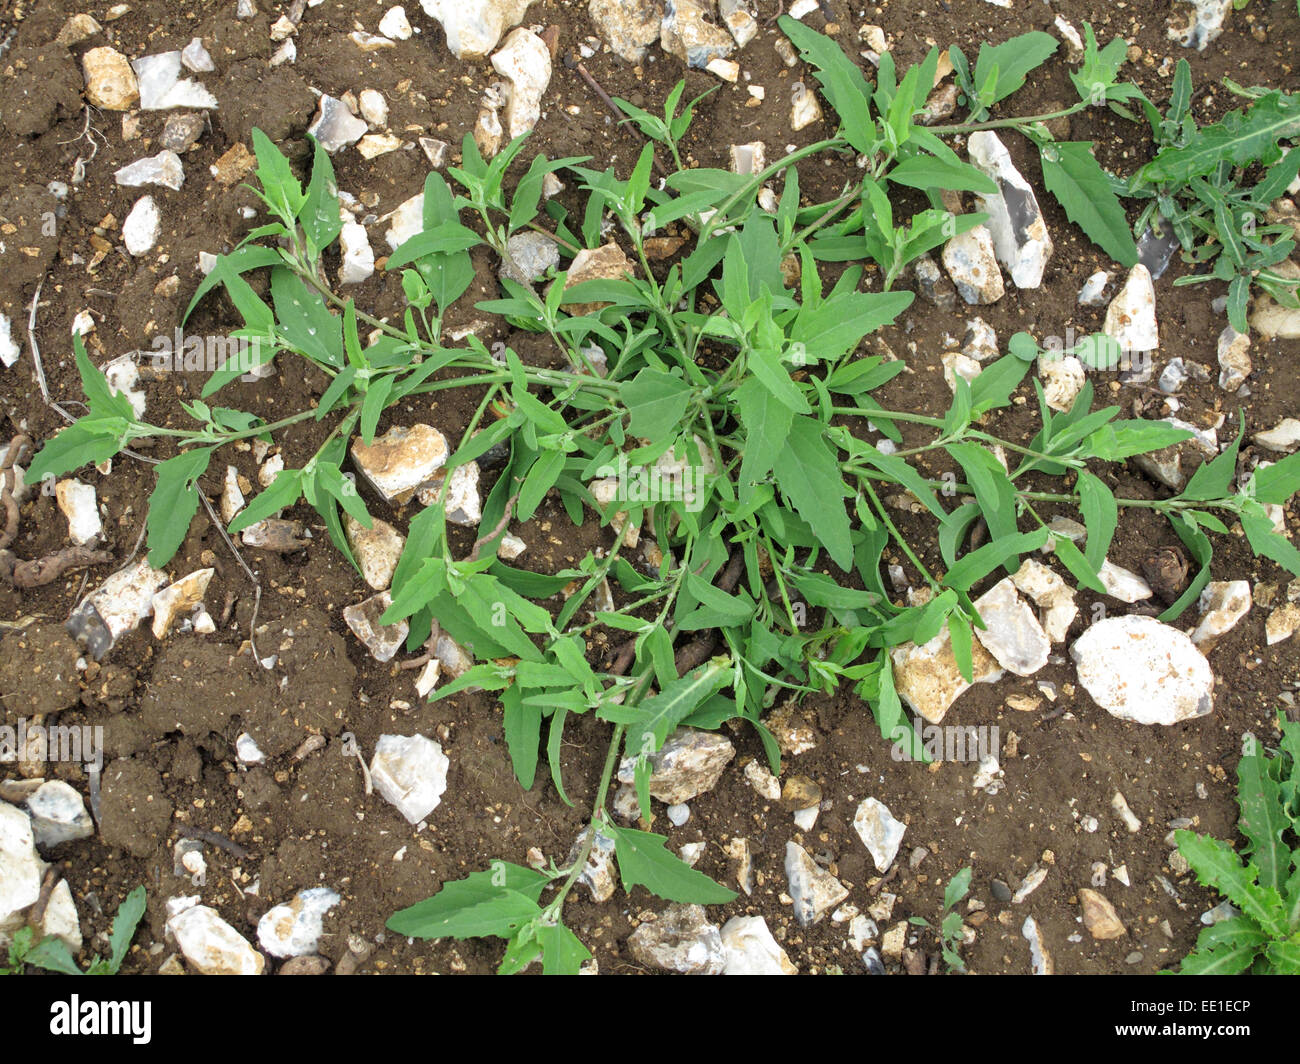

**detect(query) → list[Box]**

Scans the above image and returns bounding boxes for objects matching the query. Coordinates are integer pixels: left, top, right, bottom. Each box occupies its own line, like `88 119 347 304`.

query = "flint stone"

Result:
720 915 797 974
1071 614 1214 724
785 841 848 926
616 728 734 804
420 0 536 59
968 132 1053 289
343 591 409 662
942 225 1004 304
1103 264 1159 353
167 904 265 974
628 904 724 974
853 797 906 873
257 887 341 958
891 628 1003 724
370 734 450 823
26 781 94 848
661 0 734 68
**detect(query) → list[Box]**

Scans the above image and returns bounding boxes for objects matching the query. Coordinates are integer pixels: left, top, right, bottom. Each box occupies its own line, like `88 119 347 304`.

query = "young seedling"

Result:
2 886 146 976
910 866 973 972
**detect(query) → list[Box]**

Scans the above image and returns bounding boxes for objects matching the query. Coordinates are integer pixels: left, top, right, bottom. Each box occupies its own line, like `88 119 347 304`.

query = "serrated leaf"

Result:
772 415 853 570
24 421 127 484
386 864 549 940
1236 746 1289 896
610 824 738 904
1138 90 1300 186
22 936 83 976
1175 830 1288 939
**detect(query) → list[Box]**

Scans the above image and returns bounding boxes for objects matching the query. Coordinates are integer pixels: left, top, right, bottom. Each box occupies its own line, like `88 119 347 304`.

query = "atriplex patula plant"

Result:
25 23 1300 971
1170 717 1300 974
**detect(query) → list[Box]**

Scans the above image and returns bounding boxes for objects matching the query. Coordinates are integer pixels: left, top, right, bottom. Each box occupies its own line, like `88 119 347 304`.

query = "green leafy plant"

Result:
24 23 1300 972
1127 61 1300 332
2 886 146 975
1171 717 1300 974
910 866 973 971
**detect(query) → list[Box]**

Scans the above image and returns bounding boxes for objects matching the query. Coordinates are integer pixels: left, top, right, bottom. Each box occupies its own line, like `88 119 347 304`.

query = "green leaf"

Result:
944 867 973 912
1179 917 1267 974
600 658 731 756
271 267 342 369
75 334 137 422
1039 142 1139 266
943 529 1049 591
251 127 305 222
536 921 592 975
777 16 877 154
972 32 1058 109
517 450 566 522
610 824 738 904
735 377 794 491
1076 471 1117 572
1243 510 1300 576
228 468 304 534
889 155 997 196
1236 746 1289 896
946 441 1018 551
386 864 550 940
299 137 343 256
969 353 1031 415
1253 451 1300 504
1175 830 1288 939
386 221 482 271
624 368 692 440
772 416 853 570
1138 90 1300 186
1068 25 1130 106
22 936 83 976
501 684 541 790
24 421 127 484
146 448 213 567
1183 415 1243 501
789 291 913 364
747 344 810 413
183 245 283 325
1086 420 1192 460
107 886 147 974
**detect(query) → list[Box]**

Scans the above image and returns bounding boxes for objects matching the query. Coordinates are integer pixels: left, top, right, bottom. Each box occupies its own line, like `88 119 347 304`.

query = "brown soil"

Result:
0 0 1298 976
